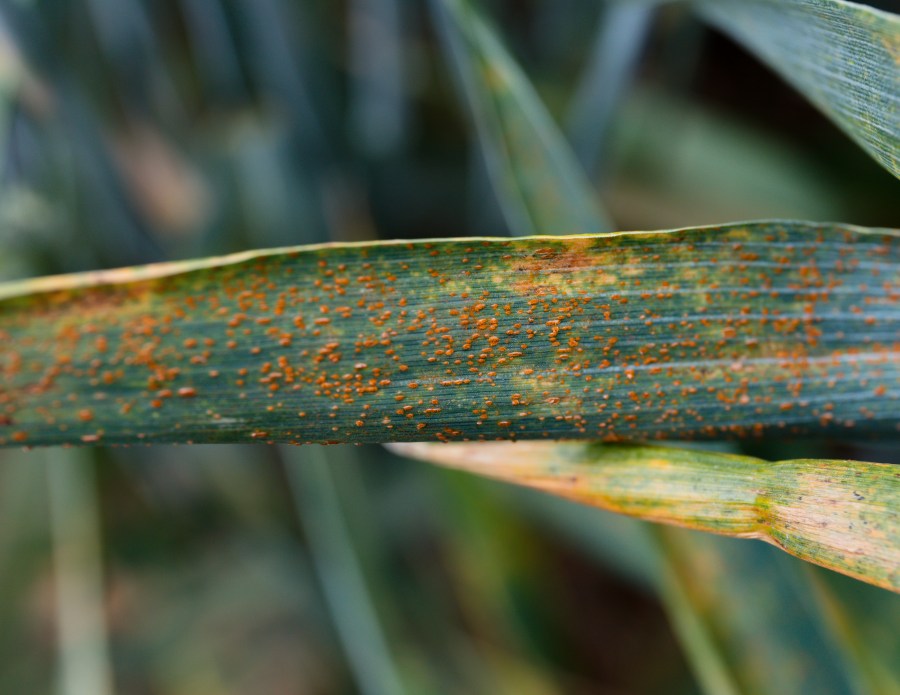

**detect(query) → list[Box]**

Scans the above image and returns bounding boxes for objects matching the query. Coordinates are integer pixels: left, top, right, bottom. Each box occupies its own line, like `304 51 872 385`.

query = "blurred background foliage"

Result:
0 0 898 693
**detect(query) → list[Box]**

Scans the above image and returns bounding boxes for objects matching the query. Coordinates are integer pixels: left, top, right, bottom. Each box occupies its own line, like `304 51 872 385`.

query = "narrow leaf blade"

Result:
1 221 898 447
697 0 900 179
430 0 613 234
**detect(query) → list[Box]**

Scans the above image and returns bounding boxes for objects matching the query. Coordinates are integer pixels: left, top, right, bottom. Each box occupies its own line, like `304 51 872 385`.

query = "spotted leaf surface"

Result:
1 221 899 447
391 441 900 592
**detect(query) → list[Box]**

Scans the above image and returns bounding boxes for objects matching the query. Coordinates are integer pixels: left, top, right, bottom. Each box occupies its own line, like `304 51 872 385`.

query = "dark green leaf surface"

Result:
1 221 898 447
391 441 900 592
697 0 900 179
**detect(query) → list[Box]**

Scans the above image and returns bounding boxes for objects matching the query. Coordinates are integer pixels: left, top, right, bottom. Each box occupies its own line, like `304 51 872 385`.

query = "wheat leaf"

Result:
1 220 898 448
390 441 900 592
430 0 613 234
697 0 900 179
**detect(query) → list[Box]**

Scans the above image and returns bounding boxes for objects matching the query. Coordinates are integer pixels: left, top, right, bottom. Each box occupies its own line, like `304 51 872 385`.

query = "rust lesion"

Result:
509 238 618 296
510 238 599 274
880 32 900 68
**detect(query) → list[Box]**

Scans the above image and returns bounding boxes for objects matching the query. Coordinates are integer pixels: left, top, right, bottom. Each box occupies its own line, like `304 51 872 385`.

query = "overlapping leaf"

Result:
697 0 900 179
391 441 900 592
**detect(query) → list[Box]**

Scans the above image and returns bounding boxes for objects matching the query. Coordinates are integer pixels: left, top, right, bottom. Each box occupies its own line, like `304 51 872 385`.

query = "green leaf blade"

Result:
697 0 900 179
431 0 614 234
1 221 898 447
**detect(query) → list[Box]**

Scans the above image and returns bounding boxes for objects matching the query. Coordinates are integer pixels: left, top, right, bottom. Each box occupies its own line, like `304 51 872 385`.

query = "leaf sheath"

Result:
390 441 900 592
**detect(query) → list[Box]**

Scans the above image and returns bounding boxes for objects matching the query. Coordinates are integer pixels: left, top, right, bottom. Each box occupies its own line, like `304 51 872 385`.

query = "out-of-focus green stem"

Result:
46 449 113 695
283 446 408 695
566 1 655 177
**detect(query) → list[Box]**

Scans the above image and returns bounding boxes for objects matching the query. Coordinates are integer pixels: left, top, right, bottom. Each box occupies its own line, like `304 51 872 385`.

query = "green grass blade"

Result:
804 568 900 693
1 221 899 447
656 529 863 694
651 535 742 695
46 448 114 695
389 441 900 592
348 0 409 157
566 2 655 176
284 447 409 695
696 0 900 179
430 0 613 234
512 489 868 693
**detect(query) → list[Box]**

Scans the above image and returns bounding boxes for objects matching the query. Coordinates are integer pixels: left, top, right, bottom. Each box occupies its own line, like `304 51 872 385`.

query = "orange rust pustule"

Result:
1 222 899 446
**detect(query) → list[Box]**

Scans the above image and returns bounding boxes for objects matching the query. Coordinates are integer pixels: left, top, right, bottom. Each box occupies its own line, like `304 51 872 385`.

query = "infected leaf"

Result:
0 221 898 448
